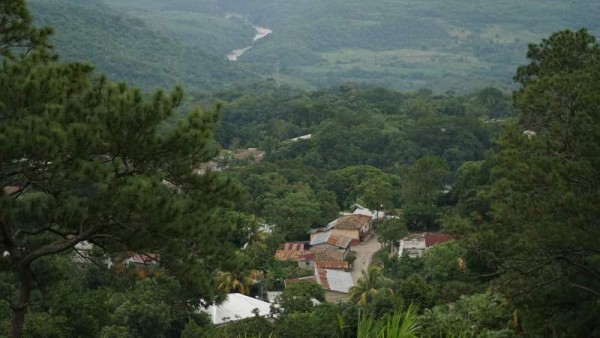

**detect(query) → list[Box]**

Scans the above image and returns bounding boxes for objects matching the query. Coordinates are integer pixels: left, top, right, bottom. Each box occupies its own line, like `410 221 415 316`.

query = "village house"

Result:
275 241 350 271
283 268 354 303
310 214 372 246
274 242 314 270
350 203 385 224
315 268 354 302
398 232 454 258
310 232 352 249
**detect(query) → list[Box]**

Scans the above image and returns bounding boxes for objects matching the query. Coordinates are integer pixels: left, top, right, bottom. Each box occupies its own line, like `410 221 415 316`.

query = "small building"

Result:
124 253 159 269
233 148 265 163
398 232 454 258
275 249 314 271
275 242 315 270
200 293 271 325
315 268 354 303
328 214 373 245
310 232 352 250
350 203 385 223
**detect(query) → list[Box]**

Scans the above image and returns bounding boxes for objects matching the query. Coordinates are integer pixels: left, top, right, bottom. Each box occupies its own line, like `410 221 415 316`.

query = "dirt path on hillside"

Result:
350 233 381 283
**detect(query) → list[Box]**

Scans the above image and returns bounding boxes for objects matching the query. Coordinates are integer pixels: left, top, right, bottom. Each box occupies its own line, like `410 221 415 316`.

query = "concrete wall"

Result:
298 260 315 270
325 291 351 303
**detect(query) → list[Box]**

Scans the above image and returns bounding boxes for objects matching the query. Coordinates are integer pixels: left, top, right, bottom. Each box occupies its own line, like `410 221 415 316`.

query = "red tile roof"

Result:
316 261 349 270
424 233 454 247
310 248 345 262
333 214 372 230
275 250 312 261
281 242 309 251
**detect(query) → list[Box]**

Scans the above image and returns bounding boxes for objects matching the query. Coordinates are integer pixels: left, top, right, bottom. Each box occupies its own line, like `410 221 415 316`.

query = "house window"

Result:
305 261 310 266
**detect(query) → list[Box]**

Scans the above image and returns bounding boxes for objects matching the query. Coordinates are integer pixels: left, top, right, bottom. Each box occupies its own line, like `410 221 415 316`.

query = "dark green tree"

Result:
0 7 239 336
0 0 52 57
468 29 600 336
376 217 407 248
274 281 325 315
400 155 450 230
265 191 321 240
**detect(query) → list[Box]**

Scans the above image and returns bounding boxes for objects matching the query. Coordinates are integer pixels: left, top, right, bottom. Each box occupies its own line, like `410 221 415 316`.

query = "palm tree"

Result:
357 305 421 338
350 266 393 306
216 269 258 295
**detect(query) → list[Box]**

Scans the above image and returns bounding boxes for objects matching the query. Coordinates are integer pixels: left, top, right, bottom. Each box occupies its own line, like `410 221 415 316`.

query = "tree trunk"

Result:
10 264 32 338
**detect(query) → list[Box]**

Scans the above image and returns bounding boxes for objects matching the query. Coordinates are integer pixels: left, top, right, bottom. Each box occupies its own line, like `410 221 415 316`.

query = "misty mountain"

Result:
29 0 599 92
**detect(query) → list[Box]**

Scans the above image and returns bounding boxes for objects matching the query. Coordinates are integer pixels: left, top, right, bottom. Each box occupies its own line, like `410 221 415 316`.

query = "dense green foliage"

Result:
451 29 600 336
0 6 240 335
205 84 506 171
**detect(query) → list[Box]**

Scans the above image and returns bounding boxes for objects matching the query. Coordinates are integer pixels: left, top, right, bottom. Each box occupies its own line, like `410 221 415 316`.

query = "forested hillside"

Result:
199 83 510 172
28 0 260 90
28 0 600 92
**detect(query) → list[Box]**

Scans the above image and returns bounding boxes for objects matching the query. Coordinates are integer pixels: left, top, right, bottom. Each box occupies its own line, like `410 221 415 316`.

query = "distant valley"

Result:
29 0 600 93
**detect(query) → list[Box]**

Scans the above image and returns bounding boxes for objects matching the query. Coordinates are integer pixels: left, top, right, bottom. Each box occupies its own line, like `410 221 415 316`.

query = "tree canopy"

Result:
0 3 239 336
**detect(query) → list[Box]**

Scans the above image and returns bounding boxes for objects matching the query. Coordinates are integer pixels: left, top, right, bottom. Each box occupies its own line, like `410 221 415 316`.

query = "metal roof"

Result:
317 269 354 293
200 293 271 325
310 231 352 249
310 232 330 246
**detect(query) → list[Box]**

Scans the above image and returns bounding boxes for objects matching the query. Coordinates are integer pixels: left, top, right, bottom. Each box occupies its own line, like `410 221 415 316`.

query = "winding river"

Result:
227 25 273 61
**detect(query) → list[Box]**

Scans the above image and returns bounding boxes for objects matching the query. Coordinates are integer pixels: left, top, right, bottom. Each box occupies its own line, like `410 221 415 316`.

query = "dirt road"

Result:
350 233 382 282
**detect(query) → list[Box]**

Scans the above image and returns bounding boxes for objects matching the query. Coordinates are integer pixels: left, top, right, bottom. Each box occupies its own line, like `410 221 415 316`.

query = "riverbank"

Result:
227 25 272 61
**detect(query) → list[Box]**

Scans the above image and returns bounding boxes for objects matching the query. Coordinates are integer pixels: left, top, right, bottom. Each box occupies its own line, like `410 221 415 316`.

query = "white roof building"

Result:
200 293 272 325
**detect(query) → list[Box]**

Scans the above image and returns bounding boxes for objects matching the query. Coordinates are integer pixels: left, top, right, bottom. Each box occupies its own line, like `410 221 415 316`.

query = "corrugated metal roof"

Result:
310 232 330 246
317 269 354 293
330 234 352 249
310 231 352 249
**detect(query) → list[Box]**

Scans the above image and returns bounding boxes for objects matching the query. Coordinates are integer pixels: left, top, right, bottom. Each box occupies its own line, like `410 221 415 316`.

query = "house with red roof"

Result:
398 232 454 258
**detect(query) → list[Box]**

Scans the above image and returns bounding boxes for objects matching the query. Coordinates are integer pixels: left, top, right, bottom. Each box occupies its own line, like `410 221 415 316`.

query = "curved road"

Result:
350 233 382 282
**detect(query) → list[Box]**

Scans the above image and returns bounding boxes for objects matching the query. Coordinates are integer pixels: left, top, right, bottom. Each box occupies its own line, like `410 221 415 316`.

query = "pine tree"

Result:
0 2 239 337
472 29 600 336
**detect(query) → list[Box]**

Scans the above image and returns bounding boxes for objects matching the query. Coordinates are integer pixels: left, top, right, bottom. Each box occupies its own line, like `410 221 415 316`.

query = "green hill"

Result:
28 0 600 93
28 0 260 91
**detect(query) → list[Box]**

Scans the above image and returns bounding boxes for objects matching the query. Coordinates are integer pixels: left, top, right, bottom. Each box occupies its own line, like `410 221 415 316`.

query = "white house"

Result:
200 293 272 325
398 232 454 258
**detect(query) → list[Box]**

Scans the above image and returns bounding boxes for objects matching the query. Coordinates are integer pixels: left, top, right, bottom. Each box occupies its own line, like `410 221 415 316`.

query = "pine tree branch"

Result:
20 223 106 266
